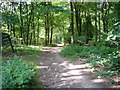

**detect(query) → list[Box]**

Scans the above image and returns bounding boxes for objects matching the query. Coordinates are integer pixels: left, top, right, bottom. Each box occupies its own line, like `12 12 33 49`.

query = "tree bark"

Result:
95 4 98 44
98 10 101 42
26 2 30 45
20 2 23 44
70 2 74 44
47 12 50 45
45 14 48 46
74 3 82 36
50 26 53 44
37 17 40 44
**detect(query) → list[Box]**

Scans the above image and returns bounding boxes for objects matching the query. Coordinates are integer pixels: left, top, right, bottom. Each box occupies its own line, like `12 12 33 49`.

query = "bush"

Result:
2 56 35 88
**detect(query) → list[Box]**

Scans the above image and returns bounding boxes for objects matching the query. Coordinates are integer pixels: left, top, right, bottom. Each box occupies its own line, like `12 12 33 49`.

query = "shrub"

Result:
2 56 35 88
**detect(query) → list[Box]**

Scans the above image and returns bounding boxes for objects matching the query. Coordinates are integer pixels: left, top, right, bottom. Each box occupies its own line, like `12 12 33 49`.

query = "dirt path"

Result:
38 47 111 88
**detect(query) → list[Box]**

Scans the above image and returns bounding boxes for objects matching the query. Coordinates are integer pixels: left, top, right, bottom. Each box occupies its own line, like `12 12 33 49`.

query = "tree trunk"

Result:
32 2 35 45
20 2 23 44
102 3 108 34
74 3 79 36
70 2 74 44
79 11 82 36
29 2 35 45
45 3 47 46
74 3 82 36
30 33 32 45
95 5 98 44
12 25 15 37
98 11 101 42
37 17 40 44
86 16 89 44
50 26 53 44
46 12 49 45
26 2 30 45
50 13 53 44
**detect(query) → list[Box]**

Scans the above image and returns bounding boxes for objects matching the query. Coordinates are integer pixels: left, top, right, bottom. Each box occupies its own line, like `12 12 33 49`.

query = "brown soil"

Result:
37 46 117 88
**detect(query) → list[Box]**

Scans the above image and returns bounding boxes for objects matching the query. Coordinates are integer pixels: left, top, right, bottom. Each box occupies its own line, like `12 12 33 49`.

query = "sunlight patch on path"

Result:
39 47 110 88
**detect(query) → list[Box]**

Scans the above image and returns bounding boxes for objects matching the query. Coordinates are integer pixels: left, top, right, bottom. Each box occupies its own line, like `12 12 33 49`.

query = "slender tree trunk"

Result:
95 6 98 44
30 33 32 45
7 24 10 33
102 3 108 34
74 3 82 36
49 10 53 44
98 11 101 42
45 14 48 46
20 2 23 44
10 24 13 35
37 17 40 44
12 25 15 37
44 2 51 46
26 3 30 45
86 16 89 44
50 26 53 44
79 10 82 36
29 2 34 45
50 13 53 44
74 3 79 36
70 2 74 44
32 3 35 45
11 3 15 37
62 27 66 45
47 13 50 45
102 5 106 33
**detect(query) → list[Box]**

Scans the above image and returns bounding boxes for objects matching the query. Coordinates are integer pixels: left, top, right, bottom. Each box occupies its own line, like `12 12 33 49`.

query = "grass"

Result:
68 58 76 62
60 45 120 84
15 45 41 55
2 44 43 88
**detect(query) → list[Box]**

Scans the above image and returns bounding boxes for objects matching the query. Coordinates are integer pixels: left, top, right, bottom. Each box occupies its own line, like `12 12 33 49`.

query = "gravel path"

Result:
38 47 110 88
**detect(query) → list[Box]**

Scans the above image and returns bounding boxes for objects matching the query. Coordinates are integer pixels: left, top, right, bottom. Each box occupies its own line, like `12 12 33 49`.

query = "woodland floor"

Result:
37 46 115 88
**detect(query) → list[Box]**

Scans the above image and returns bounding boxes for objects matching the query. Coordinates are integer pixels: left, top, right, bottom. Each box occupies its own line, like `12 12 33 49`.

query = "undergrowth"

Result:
60 45 120 83
2 55 35 88
2 45 43 88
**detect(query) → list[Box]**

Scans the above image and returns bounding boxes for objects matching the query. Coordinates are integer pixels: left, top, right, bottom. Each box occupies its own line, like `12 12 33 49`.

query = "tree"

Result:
70 2 74 44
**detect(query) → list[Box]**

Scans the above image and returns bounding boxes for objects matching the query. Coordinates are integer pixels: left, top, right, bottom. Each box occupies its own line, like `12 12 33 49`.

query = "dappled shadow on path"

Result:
38 47 111 88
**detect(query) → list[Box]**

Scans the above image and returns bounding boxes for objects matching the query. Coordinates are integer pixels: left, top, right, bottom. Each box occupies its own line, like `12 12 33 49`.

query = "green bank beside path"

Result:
2 45 43 88
60 45 120 84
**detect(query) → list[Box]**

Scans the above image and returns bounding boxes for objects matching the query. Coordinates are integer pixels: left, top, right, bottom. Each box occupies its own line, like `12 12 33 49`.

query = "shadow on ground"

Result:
37 47 116 88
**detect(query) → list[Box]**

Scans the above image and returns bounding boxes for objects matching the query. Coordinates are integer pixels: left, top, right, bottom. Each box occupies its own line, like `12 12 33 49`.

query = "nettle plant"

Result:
2 55 35 88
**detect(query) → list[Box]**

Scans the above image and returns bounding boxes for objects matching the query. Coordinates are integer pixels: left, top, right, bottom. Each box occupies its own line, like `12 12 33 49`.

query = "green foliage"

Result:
60 45 95 57
97 70 118 76
2 55 35 88
15 45 40 55
109 79 115 84
60 45 119 77
74 36 86 45
60 45 89 57
68 58 76 62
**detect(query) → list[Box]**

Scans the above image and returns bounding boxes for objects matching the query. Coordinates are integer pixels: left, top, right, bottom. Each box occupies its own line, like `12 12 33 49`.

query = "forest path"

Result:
38 46 110 88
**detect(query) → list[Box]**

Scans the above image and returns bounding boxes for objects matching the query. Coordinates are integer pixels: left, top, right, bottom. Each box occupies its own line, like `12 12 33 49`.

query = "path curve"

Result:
38 47 110 88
